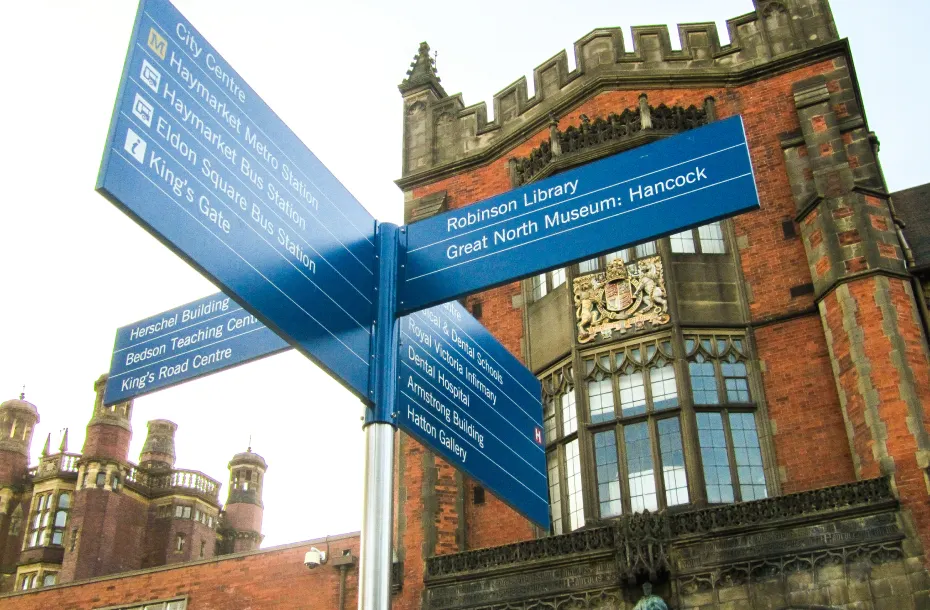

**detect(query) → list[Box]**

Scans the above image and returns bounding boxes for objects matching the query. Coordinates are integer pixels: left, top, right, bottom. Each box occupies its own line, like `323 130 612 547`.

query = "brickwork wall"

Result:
60 489 147 582
0 537 361 610
0 495 28 577
224 501 262 534
395 434 429 610
755 314 855 492
164 514 216 565
0 454 27 487
463 478 535 551
820 276 930 554
142 507 173 568
82 424 131 462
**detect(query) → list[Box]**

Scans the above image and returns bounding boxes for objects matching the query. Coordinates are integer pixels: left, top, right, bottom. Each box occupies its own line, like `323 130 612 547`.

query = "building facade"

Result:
393 0 930 608
0 374 266 594
2 0 930 608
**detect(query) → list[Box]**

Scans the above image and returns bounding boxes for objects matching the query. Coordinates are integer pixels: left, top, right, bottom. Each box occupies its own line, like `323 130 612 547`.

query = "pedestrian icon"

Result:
140 59 161 93
132 94 154 128
123 129 147 164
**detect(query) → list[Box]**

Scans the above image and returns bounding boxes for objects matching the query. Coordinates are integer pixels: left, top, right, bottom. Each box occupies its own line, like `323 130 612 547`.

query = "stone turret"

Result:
0 393 38 487
139 420 177 470
81 375 132 462
62 375 144 583
0 393 39 582
221 447 266 554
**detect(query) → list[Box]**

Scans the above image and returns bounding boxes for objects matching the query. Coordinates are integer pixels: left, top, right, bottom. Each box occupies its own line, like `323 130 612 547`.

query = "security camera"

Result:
304 547 326 569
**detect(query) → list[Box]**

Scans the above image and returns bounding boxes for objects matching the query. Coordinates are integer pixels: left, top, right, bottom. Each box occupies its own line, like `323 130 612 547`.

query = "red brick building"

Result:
3 0 930 608
0 375 270 595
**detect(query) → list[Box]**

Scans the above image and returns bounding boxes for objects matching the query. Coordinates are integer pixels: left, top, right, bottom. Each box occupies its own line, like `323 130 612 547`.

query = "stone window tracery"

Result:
686 333 767 504
583 337 690 517
539 330 768 534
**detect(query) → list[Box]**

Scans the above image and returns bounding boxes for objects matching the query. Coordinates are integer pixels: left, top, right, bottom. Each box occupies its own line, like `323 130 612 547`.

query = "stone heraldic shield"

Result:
574 257 670 344
605 261 633 311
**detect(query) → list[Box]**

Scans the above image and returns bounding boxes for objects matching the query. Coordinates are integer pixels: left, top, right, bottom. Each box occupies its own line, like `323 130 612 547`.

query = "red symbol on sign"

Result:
534 427 543 445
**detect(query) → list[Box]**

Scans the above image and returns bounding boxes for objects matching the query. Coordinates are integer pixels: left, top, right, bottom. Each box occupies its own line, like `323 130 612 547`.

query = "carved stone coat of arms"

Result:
573 256 670 344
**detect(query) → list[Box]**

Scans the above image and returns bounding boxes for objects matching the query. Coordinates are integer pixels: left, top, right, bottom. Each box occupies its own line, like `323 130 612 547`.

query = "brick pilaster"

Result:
787 75 930 556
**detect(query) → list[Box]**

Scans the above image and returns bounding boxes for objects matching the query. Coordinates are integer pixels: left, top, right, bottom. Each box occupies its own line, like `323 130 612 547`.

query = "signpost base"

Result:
358 421 395 610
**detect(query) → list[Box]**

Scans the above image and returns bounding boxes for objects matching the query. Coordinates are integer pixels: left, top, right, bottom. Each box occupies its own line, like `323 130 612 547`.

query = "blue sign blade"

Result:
397 301 549 529
97 0 376 399
104 292 289 404
398 115 760 314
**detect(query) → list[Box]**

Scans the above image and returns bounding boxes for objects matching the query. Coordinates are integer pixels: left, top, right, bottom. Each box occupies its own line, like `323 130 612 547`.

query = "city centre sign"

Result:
97 0 376 399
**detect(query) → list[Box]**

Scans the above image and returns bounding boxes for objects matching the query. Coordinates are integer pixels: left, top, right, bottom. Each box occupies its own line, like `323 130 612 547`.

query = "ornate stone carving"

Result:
511 97 712 187
425 478 895 580
672 512 901 572
668 476 894 537
451 588 622 610
678 539 905 594
616 510 670 582
428 562 618 609
426 527 615 579
574 257 670 344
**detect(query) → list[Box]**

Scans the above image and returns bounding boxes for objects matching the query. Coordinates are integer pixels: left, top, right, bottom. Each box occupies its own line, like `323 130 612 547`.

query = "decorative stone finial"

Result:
59 428 69 453
20 386 25 401
41 433 51 457
399 41 447 97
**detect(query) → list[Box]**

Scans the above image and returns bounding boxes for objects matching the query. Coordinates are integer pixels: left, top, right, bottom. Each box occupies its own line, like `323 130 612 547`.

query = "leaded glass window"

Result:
697 412 734 503
730 412 767 500
542 330 767 530
565 440 584 530
594 430 622 518
670 221 727 254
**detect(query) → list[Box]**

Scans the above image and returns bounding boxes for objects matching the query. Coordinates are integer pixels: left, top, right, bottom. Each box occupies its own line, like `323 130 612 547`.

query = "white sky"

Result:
0 1 926 548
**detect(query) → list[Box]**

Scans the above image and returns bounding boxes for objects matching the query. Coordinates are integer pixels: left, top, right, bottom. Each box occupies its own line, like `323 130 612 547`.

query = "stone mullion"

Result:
673 328 707 507
646 412 666 511
555 442 571 532
571 349 598 527
743 329 781 498
615 421 633 517
660 236 707 507
720 407 745 503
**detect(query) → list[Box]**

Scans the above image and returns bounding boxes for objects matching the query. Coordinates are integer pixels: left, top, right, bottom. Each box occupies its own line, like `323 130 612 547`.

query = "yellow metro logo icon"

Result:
147 28 167 60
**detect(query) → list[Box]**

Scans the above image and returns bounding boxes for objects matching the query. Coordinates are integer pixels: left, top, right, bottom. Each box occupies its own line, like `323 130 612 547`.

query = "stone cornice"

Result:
424 477 895 582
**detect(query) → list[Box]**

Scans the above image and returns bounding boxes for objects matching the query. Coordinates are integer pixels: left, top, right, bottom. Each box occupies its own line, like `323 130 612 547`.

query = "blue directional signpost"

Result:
97 0 376 399
397 302 548 527
398 115 758 313
105 292 288 405
98 2 761 608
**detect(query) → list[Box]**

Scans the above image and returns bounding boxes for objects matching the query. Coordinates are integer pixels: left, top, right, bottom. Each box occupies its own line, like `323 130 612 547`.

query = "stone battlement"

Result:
398 0 839 187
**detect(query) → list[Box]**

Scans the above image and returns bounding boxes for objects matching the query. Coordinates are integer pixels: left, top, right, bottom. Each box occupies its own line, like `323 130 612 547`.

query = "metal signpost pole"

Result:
359 223 400 610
